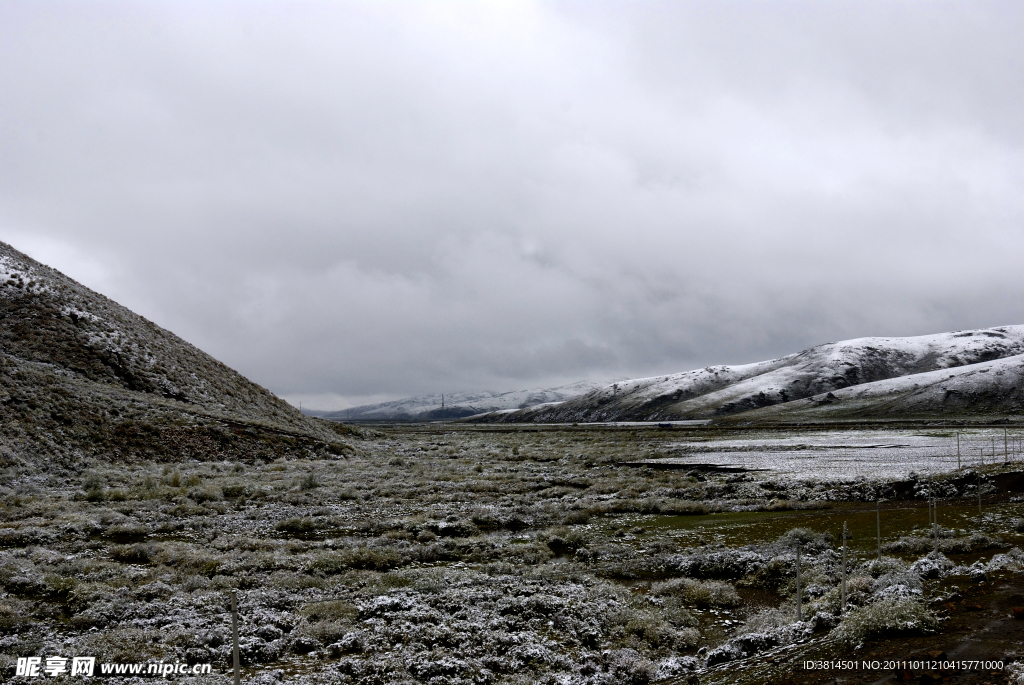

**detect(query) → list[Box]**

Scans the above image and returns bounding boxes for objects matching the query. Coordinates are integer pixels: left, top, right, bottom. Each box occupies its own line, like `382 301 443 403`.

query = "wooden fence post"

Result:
841 522 849 614
232 590 240 685
876 500 882 561
795 544 802 622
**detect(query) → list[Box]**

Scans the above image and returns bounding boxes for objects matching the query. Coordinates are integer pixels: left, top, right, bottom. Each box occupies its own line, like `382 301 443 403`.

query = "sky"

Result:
1 1 1022 410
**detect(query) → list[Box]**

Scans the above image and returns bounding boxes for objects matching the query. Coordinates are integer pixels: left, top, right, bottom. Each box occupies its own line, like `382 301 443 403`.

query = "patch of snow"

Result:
661 427 1018 480
60 304 101 323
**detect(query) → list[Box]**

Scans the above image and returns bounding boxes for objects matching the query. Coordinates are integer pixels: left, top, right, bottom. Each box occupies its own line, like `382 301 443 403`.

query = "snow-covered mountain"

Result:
478 326 1024 423
311 380 606 421
736 350 1024 423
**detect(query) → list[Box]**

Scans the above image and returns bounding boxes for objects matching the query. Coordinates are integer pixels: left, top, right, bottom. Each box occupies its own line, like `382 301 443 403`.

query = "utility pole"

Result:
1005 428 1009 465
957 432 961 470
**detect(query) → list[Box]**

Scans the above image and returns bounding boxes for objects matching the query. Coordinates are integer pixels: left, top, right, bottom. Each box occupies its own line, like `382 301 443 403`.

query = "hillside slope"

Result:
480 327 1024 423
724 352 1024 424
314 380 605 421
0 241 348 467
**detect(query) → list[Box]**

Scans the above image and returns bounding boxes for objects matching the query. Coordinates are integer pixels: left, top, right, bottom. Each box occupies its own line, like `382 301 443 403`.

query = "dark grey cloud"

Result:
1 1 1022 409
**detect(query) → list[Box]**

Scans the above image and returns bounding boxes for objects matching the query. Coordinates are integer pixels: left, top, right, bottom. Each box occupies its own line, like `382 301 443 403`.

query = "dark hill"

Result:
0 241 351 468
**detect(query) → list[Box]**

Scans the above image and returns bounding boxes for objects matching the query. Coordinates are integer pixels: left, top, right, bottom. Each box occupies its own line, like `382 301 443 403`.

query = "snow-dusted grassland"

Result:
1 424 1022 685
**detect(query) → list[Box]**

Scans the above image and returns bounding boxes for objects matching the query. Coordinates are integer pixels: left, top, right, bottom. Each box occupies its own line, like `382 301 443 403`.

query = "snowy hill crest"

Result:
313 380 606 421
479 326 1024 424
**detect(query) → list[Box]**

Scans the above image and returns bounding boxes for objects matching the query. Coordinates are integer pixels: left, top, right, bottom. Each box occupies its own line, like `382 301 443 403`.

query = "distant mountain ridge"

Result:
476 327 1024 424
0 241 349 467
312 380 605 422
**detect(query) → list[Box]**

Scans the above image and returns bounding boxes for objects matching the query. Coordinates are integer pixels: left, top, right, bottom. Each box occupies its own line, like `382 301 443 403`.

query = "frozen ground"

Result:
658 429 1024 480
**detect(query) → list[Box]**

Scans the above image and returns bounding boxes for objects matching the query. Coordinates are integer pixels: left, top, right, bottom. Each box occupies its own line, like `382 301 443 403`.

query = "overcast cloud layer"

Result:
2 1 1023 410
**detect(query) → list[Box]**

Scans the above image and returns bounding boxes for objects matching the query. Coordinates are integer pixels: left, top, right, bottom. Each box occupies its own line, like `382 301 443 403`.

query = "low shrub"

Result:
651 577 740 608
739 607 791 634
429 519 478 538
181 574 211 592
657 500 711 516
82 472 104 492
0 526 56 547
669 548 771 581
307 548 404 574
41 573 77 599
295 621 346 648
301 600 359 622
624 615 693 650
561 509 592 525
152 546 222 577
189 485 223 503
541 527 591 555
832 598 937 646
105 488 127 502
860 557 908 578
652 595 697 628
102 523 148 541
777 527 835 553
275 518 316 535
469 507 532 531
601 649 657 685
0 597 33 632
737 559 798 588
501 541 554 566
110 543 158 564
79 628 168 664
222 484 247 498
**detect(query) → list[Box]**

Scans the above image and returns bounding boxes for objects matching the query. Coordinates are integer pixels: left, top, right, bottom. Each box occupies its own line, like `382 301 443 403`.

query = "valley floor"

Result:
1 423 1022 684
